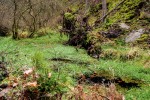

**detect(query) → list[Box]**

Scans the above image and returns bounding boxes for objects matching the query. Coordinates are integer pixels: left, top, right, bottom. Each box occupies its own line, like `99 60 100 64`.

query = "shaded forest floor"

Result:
0 32 150 99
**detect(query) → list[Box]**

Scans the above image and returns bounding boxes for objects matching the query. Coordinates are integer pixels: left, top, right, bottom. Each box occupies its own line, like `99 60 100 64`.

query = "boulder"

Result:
119 23 130 30
125 29 145 42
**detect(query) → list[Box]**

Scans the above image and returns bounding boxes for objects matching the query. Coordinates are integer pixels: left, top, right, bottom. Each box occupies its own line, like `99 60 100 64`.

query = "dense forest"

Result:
0 0 150 100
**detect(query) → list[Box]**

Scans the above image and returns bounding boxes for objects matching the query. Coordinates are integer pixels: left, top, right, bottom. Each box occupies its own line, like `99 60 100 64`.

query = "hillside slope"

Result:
62 0 150 50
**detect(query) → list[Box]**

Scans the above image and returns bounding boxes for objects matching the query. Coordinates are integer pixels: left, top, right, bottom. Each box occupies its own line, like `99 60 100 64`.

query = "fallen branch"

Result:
49 58 90 65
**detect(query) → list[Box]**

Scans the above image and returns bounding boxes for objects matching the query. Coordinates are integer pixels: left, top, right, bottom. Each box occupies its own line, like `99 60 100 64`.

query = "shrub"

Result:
0 25 9 36
32 52 70 98
32 52 47 70
89 3 102 14
18 30 29 38
120 47 141 61
63 12 76 33
64 13 75 21
101 49 119 60
35 28 51 37
87 42 102 59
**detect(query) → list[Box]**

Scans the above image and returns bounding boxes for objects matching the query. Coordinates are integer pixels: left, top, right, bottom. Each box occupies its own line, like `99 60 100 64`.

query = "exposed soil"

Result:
78 73 141 89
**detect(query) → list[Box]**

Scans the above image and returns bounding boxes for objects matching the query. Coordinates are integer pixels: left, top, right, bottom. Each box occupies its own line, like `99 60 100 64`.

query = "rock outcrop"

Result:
125 29 145 42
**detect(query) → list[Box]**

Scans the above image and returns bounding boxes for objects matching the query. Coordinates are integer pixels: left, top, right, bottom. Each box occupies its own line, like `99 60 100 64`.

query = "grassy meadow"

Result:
0 31 150 99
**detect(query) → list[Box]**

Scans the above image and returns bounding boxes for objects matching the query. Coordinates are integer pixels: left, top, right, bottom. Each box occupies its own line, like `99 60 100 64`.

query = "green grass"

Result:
0 32 150 99
125 86 150 100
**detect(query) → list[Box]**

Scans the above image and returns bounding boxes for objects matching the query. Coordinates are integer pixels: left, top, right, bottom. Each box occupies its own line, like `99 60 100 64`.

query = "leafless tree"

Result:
102 0 107 22
85 0 89 14
0 0 65 39
12 0 18 39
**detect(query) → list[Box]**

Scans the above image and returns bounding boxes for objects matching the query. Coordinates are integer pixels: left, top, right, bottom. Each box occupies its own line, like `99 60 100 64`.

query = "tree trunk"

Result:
85 0 89 14
102 0 107 22
12 0 19 39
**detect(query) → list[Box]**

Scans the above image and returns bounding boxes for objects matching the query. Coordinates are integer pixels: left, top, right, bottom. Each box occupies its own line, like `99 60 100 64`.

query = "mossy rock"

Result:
137 34 149 42
136 33 150 48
